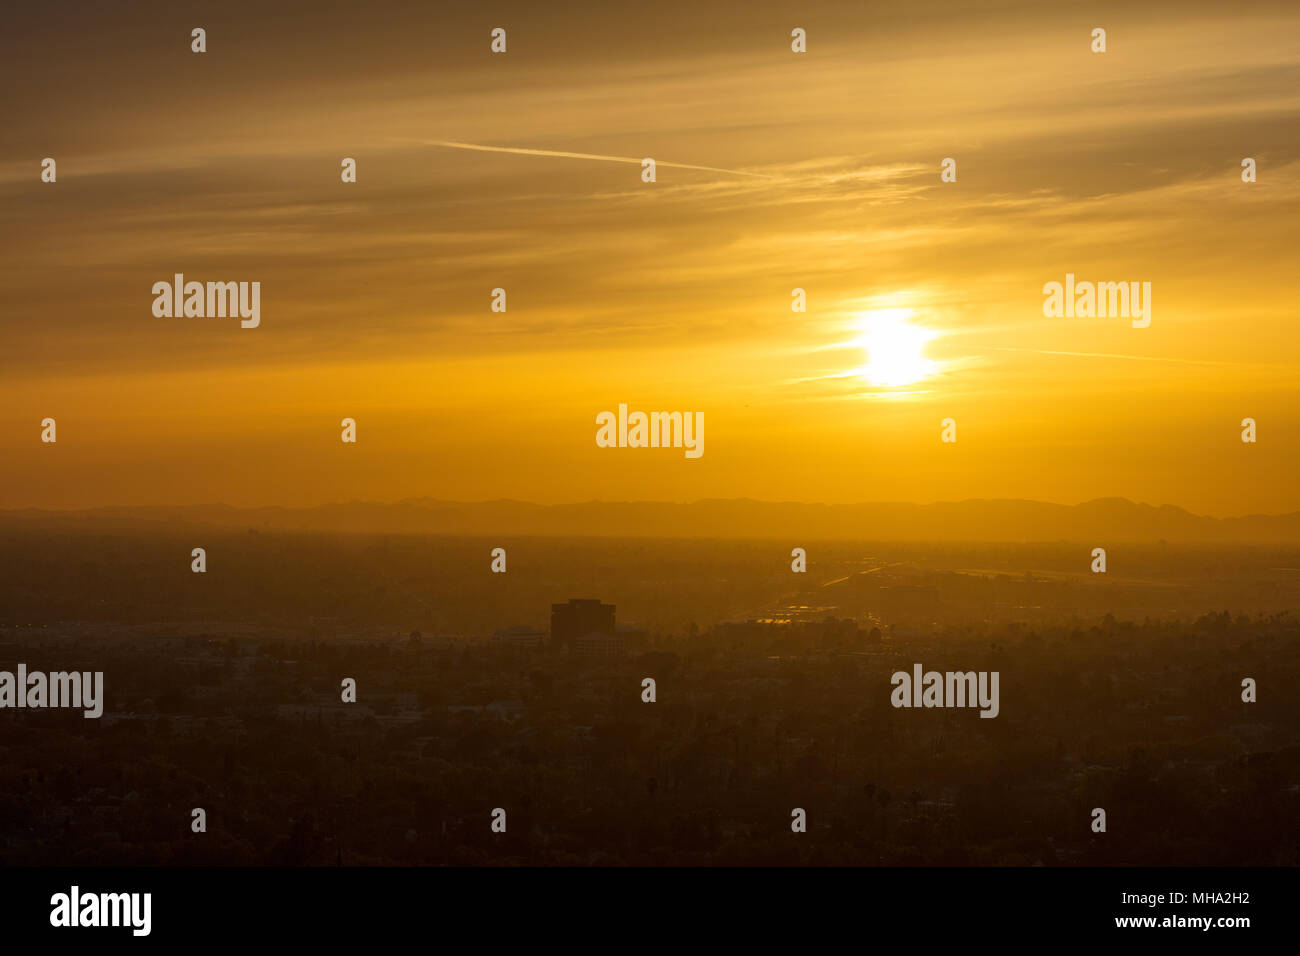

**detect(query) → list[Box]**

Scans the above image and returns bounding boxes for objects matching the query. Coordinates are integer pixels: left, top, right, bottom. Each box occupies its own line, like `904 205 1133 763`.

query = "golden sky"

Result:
2 1 1298 515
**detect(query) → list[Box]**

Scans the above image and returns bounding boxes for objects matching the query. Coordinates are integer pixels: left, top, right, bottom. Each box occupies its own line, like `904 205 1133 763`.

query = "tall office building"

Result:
550 599 615 650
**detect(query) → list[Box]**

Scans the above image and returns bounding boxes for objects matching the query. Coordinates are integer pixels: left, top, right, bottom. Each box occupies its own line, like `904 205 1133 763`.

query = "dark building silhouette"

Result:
492 625 545 650
573 631 625 657
550 599 615 650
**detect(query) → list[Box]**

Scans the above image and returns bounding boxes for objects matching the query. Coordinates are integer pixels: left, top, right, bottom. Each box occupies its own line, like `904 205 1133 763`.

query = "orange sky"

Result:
2 1 1298 515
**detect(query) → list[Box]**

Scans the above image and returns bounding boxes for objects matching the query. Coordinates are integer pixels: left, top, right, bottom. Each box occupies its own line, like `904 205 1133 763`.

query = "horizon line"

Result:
2 496 1299 522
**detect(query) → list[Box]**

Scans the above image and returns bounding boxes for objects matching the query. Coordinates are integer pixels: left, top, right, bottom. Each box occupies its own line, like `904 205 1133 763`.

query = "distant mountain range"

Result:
3 497 1300 543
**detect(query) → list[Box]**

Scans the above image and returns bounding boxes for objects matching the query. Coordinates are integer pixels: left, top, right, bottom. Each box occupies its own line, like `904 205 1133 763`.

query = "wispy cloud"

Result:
981 346 1261 368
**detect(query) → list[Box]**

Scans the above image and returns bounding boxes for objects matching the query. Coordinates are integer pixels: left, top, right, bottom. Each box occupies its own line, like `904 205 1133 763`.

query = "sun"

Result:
858 307 937 387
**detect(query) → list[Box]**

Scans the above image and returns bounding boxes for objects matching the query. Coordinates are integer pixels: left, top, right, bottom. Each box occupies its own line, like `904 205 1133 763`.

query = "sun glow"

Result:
858 307 938 387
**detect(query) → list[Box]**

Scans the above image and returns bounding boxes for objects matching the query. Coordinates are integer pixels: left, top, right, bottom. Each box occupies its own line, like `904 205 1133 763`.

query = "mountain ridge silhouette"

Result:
3 497 1299 543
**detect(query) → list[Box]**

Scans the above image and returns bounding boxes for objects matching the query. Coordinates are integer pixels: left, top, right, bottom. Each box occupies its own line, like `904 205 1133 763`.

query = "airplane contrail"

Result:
983 346 1251 368
426 140 774 179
